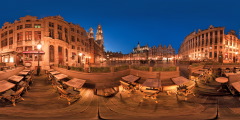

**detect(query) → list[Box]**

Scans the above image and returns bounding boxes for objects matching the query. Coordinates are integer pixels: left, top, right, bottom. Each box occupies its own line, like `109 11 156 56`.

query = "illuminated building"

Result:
0 15 104 69
178 25 239 63
131 42 175 61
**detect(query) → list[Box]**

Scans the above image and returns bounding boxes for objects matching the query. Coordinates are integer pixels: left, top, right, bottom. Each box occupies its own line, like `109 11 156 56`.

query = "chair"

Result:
56 86 80 105
140 87 161 103
176 81 195 101
120 81 136 97
228 74 240 95
3 87 25 106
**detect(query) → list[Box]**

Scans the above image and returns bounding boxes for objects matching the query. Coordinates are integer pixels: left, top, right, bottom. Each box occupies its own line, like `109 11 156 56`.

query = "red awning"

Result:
22 51 45 54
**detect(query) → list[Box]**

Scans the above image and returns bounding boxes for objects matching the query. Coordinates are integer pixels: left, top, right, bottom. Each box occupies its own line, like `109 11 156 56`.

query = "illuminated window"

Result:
17 32 23 41
34 31 41 40
25 31 32 41
34 24 41 28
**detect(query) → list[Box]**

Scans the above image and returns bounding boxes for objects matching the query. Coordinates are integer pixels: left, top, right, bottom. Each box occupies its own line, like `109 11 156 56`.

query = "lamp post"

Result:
79 53 82 66
36 41 42 76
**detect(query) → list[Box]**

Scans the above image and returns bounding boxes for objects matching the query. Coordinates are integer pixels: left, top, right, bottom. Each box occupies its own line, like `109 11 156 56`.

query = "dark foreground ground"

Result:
0 66 240 120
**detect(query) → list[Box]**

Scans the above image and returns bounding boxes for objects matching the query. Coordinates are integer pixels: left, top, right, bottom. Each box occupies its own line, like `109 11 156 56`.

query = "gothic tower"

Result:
88 27 94 39
95 24 104 46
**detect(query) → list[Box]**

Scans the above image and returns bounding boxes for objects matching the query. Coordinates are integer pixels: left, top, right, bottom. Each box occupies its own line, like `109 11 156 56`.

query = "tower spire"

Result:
96 24 104 46
88 27 94 39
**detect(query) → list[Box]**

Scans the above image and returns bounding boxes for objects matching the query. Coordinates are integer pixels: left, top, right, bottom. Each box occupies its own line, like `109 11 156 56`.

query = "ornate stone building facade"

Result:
131 42 175 61
178 25 239 63
0 15 104 69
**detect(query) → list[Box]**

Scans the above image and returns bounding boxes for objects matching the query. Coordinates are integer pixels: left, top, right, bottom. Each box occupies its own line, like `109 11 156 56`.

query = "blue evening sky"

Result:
0 0 240 54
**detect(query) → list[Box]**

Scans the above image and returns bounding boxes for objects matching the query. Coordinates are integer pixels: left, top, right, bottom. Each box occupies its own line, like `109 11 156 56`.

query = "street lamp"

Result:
37 41 42 76
79 53 83 66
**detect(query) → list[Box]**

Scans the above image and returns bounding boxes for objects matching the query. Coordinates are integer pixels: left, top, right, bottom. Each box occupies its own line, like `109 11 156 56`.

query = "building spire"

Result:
96 24 104 46
88 27 94 39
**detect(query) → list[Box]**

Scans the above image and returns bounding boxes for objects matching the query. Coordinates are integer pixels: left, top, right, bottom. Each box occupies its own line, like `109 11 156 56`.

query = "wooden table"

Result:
216 77 228 83
48 69 55 72
232 81 240 92
53 74 68 80
142 78 161 88
22 69 31 72
192 71 204 76
0 80 16 92
18 71 29 76
140 78 162 103
216 77 228 91
225 73 235 77
122 75 140 83
50 71 61 75
8 75 24 82
63 78 86 89
171 76 189 85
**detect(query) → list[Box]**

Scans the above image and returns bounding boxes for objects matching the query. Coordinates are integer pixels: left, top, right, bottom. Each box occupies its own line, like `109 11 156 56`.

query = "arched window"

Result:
49 45 54 62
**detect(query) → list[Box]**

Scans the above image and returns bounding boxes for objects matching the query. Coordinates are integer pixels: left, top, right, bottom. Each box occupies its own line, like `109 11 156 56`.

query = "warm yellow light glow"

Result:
236 52 238 55
79 53 83 56
37 42 42 50
4 58 8 62
9 57 14 63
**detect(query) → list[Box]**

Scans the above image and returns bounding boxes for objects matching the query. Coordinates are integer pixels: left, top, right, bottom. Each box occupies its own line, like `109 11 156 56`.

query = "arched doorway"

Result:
16 53 23 65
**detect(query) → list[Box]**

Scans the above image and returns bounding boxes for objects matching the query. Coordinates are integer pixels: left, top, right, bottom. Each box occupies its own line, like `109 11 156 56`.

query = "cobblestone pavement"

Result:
0 70 240 120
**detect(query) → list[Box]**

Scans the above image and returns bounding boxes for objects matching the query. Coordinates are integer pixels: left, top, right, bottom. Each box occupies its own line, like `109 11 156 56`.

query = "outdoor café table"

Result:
142 78 162 89
18 71 29 76
225 73 235 77
0 71 5 74
48 69 55 72
22 69 31 72
140 78 162 103
53 74 68 81
231 81 240 92
0 80 15 93
171 76 189 85
215 77 229 91
50 71 61 75
8 75 24 83
63 78 86 89
121 75 140 83
192 71 204 76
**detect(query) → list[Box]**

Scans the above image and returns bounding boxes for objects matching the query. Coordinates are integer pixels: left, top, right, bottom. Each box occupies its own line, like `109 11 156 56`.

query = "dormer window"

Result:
26 20 31 22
